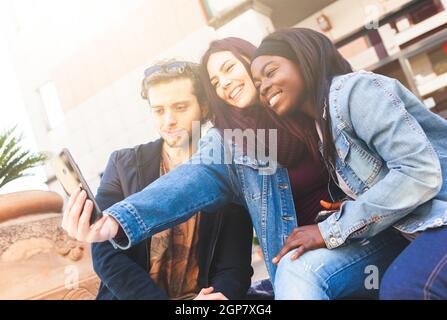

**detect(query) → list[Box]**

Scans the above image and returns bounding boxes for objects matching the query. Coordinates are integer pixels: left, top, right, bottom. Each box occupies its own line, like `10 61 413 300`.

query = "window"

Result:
38 82 64 130
201 0 245 19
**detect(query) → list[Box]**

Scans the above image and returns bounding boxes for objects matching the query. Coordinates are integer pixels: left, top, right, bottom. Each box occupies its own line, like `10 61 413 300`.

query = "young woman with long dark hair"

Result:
201 37 332 227
250 28 447 300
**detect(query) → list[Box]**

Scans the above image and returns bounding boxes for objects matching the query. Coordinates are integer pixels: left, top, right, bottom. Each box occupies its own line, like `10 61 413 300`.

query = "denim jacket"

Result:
317 71 447 249
105 71 447 282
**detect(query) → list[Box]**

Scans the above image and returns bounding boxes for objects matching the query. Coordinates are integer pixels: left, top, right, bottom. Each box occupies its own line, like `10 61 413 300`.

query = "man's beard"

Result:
164 134 191 149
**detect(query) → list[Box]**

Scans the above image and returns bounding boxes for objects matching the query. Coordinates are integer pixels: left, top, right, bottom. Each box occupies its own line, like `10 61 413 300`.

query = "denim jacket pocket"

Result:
335 132 383 189
234 155 272 201
234 154 263 168
335 132 351 165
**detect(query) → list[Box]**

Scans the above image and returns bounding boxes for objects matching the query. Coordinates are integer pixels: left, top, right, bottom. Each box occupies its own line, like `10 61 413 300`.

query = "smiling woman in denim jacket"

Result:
62 29 447 300
250 28 447 300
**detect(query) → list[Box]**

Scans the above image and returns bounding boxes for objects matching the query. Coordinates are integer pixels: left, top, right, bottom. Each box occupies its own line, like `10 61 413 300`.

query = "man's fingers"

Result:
67 190 87 237
67 187 82 213
76 200 93 241
62 187 81 229
194 289 227 300
86 215 109 242
205 293 228 300
201 287 214 295
195 287 214 300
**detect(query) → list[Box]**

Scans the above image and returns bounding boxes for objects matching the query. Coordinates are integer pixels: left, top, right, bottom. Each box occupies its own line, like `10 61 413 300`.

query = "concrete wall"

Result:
4 0 274 195
4 0 210 194
216 8 275 46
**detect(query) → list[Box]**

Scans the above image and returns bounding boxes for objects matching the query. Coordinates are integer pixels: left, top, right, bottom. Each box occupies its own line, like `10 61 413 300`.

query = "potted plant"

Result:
0 126 63 223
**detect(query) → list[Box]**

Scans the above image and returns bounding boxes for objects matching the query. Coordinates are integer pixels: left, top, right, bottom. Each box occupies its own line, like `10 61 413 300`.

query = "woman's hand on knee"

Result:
272 224 326 264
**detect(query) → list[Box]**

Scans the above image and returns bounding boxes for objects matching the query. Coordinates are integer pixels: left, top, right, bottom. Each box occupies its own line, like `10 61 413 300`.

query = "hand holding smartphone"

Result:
51 148 103 224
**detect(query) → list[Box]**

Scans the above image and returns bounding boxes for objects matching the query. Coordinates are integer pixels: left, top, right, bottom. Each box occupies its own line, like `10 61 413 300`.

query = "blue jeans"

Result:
380 226 447 300
274 228 408 300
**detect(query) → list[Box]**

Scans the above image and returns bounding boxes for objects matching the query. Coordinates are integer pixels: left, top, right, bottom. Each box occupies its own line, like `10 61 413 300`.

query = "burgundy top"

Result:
287 155 331 226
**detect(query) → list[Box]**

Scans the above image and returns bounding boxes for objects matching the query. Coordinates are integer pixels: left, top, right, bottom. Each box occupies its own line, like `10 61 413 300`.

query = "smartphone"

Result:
314 210 337 223
51 148 103 224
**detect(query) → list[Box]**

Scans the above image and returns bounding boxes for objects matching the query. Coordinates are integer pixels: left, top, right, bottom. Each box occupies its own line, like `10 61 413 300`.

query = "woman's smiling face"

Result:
251 55 306 116
207 51 257 109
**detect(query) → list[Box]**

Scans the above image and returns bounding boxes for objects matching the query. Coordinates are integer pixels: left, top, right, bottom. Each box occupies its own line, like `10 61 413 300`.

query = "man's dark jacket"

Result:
92 139 254 300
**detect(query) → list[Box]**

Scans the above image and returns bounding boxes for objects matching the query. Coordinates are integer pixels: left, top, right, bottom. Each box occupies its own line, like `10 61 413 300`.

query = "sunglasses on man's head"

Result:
144 61 191 78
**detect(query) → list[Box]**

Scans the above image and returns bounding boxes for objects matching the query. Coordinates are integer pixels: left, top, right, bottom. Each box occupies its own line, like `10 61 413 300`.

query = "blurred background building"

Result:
0 0 446 299
1 0 446 195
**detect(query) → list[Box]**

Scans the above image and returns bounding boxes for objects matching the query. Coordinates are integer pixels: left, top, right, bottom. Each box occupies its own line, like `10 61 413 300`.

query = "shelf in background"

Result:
394 11 447 47
417 72 447 96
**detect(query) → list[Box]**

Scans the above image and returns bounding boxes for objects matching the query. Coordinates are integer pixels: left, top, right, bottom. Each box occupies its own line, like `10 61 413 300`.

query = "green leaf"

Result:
0 126 47 189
